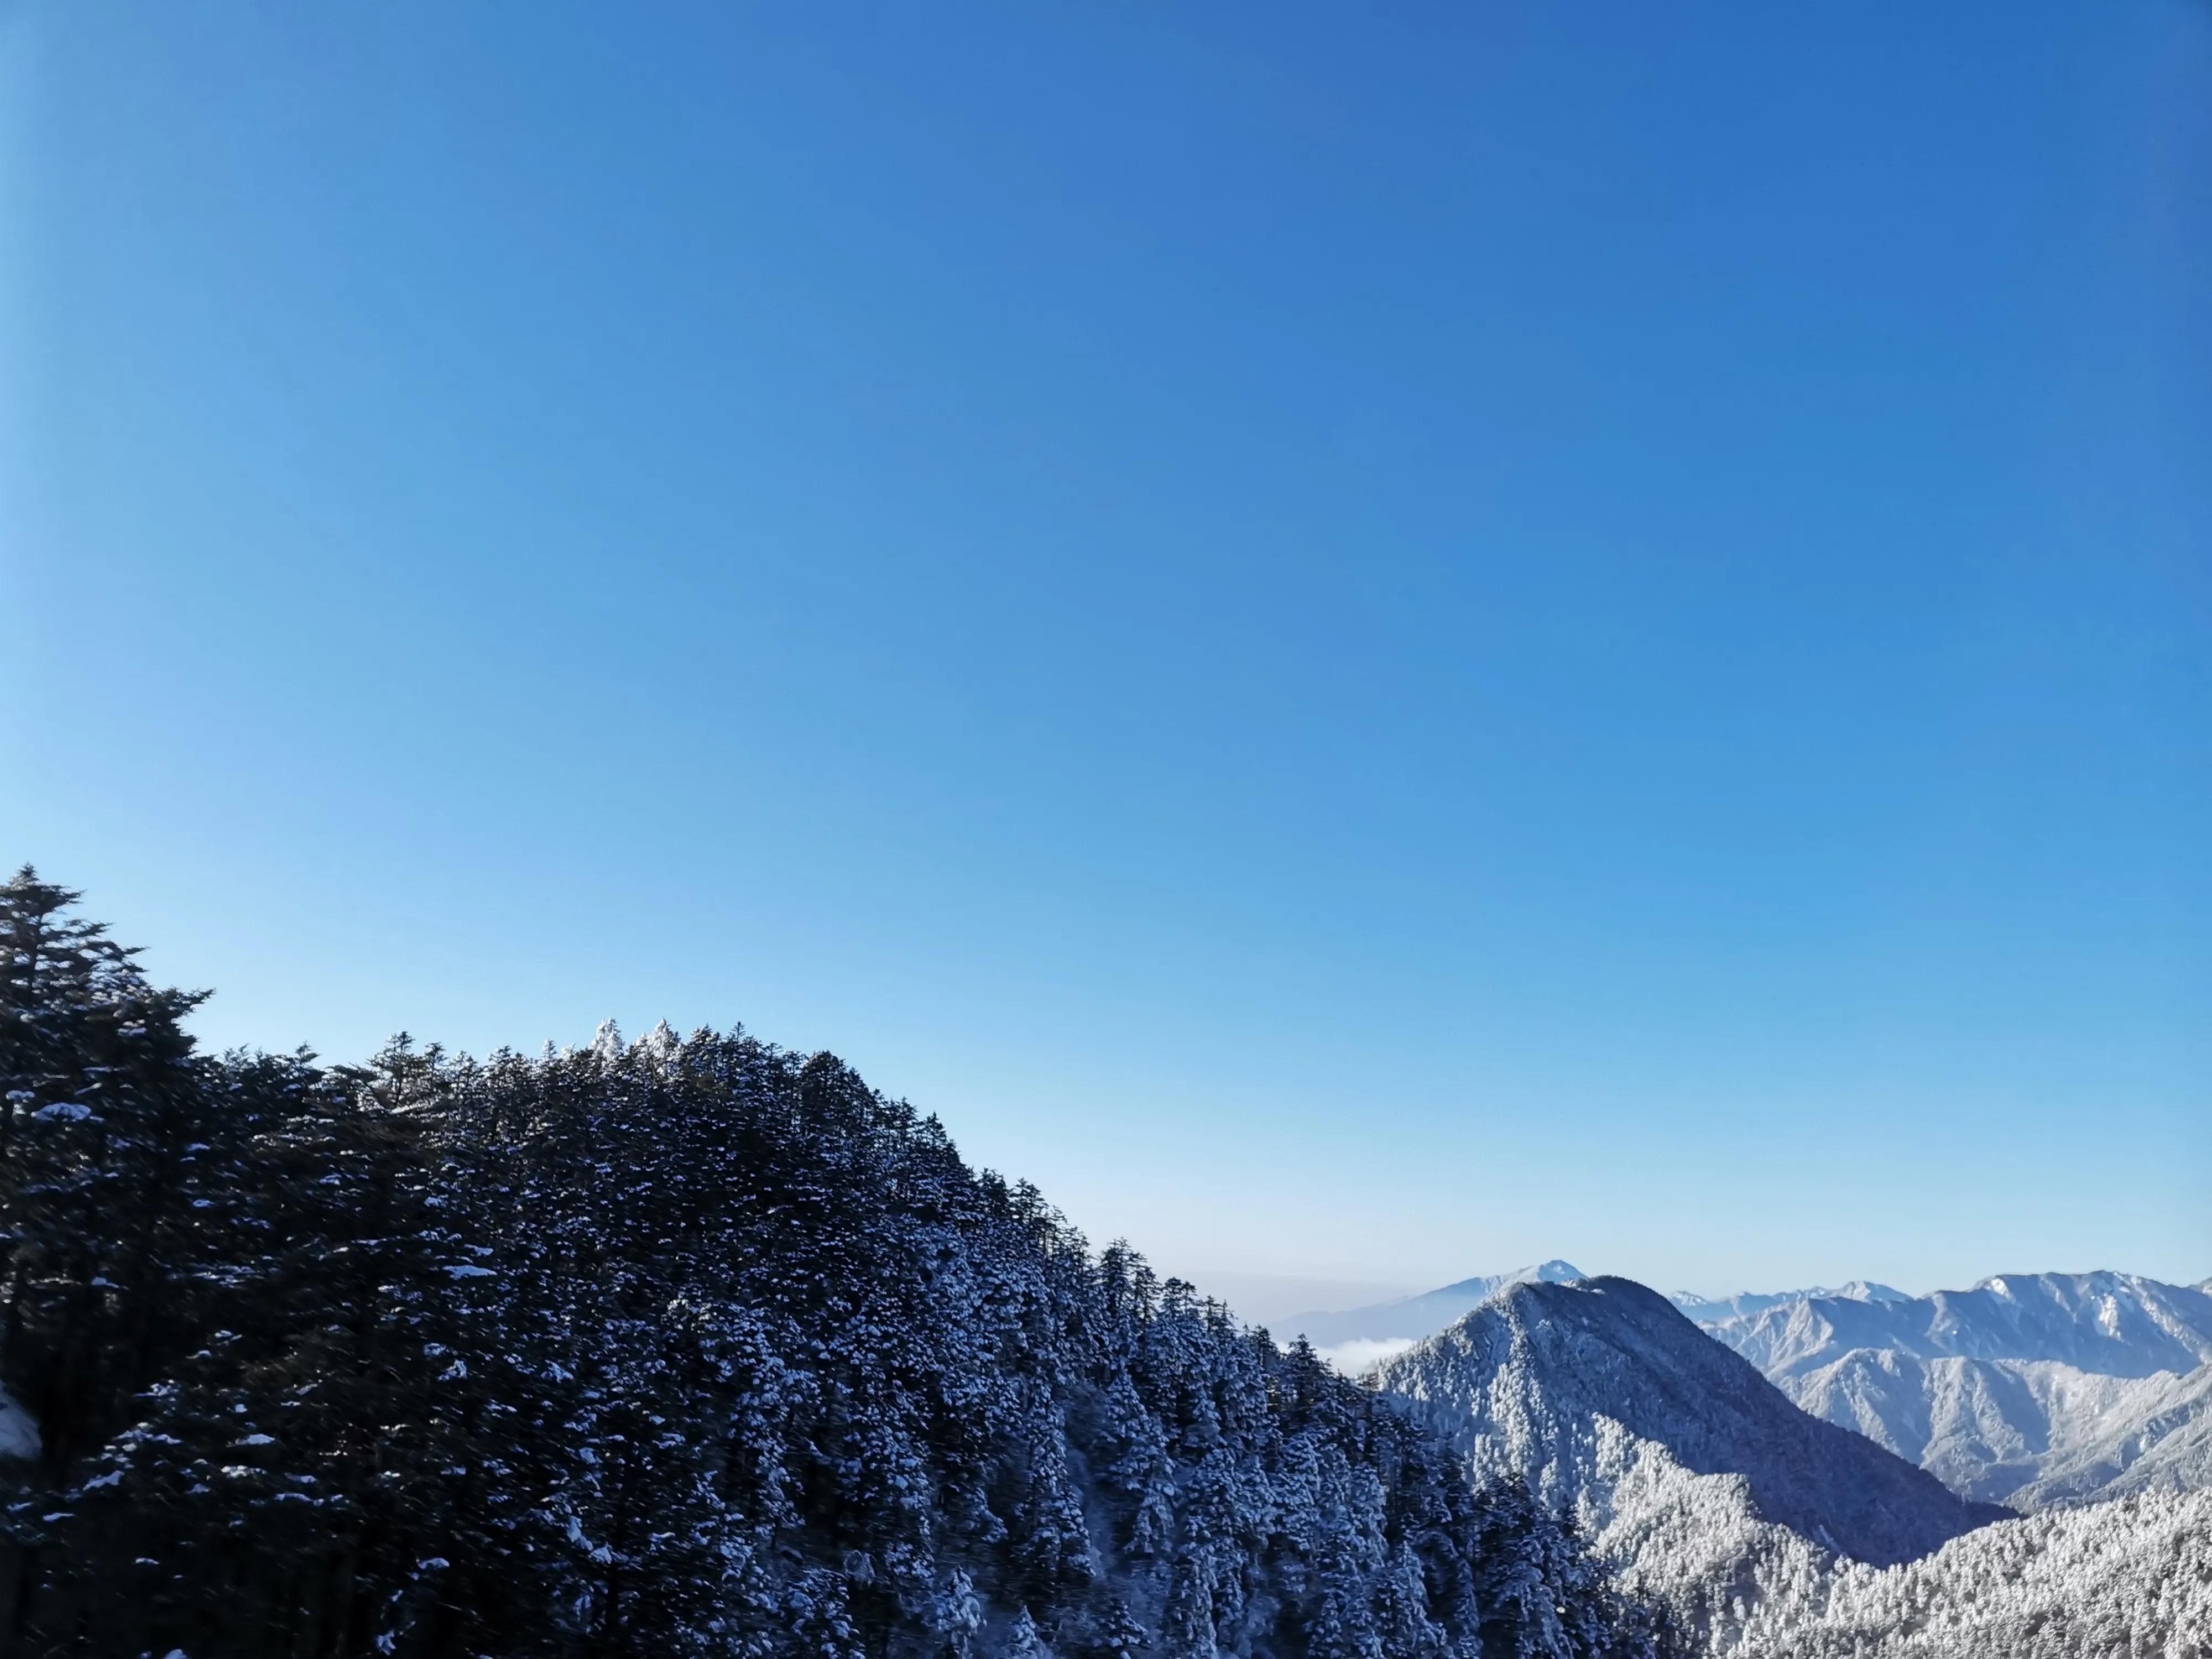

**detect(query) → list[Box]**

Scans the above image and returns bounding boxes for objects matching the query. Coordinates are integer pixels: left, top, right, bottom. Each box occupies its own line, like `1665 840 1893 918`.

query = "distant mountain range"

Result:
1702 1271 2212 1380
1298 1258 2212 1515
1668 1280 1913 1323
1285 1258 1586 1355
1692 1271 2212 1509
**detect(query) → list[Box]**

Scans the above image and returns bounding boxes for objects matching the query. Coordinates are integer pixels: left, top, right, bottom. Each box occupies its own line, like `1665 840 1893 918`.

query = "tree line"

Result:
0 868 1662 1659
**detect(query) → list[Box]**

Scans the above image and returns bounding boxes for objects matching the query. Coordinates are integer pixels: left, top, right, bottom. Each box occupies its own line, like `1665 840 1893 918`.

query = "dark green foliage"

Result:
0 870 1662 1658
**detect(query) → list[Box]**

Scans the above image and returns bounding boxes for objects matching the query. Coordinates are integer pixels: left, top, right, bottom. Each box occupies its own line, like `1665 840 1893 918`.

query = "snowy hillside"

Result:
1730 1489 2212 1658
1696 1273 2212 1507
2004 1362 2212 1509
1372 1277 2000 1568
1580 1448 2212 1658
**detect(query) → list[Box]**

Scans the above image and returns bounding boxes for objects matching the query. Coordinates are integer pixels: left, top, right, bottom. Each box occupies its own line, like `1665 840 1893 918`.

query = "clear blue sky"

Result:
5 2 2207 1307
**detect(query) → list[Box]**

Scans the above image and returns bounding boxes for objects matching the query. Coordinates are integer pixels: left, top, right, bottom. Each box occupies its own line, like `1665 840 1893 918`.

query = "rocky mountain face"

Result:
1372 1277 2002 1569
1694 1272 2212 1509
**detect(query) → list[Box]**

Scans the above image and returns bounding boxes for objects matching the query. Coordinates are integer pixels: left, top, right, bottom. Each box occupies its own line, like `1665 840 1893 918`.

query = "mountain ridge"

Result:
1285 1257 1586 1351
1374 1275 2003 1568
1693 1270 2212 1508
1670 1281 1911 1323
1705 1271 2212 1381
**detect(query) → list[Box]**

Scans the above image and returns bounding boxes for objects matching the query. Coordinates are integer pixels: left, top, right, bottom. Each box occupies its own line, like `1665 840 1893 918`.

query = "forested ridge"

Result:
0 869 1661 1659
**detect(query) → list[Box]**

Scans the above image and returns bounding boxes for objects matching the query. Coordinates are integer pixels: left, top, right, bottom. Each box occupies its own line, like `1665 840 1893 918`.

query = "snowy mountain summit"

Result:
1671 1280 1911 1323
1287 1258 1585 1360
1374 1276 2001 1571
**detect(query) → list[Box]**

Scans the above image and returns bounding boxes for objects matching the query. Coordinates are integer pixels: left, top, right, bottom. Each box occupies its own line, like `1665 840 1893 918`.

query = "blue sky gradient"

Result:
5 2 2208 1303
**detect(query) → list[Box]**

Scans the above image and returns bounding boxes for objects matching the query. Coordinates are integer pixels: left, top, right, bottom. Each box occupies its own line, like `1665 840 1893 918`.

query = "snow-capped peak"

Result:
1375 1276 2000 1569
1287 1259 1585 1359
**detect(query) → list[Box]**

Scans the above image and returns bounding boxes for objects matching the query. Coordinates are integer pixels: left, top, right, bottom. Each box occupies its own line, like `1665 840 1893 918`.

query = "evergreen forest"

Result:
0 870 1661 1659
